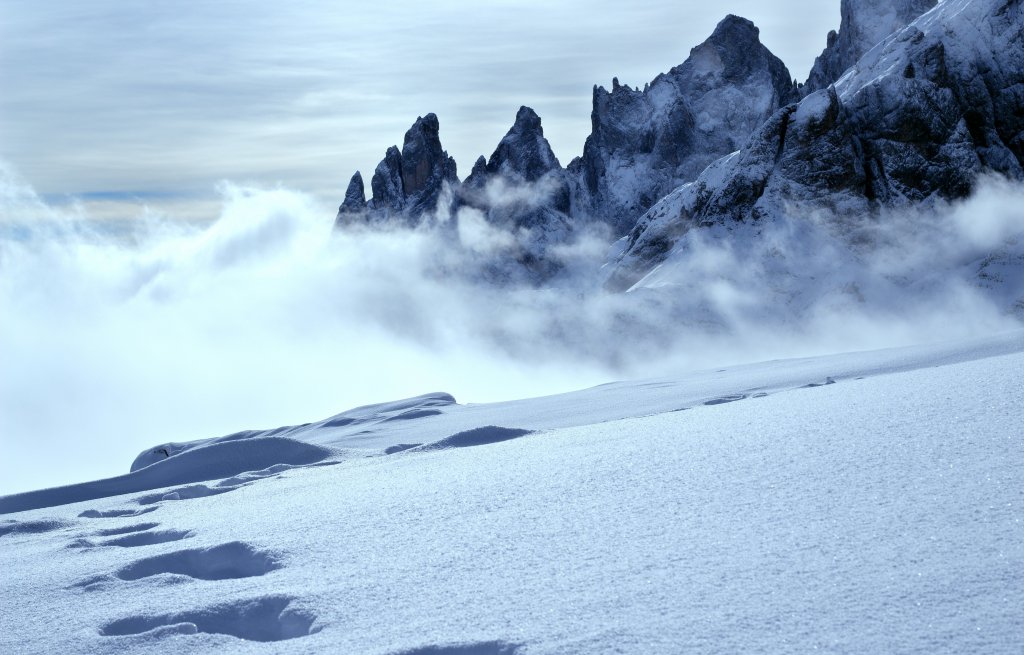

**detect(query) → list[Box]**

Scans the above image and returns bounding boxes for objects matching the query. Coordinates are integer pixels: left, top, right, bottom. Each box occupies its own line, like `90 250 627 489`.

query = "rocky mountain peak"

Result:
470 155 487 177
400 113 449 198
706 14 760 46
368 146 405 215
610 0 1024 291
510 105 543 136
486 106 561 183
352 114 458 223
568 14 796 234
805 0 938 92
334 171 367 224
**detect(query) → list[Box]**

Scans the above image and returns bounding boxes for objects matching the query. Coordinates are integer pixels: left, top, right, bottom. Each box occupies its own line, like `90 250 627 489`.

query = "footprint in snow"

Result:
384 443 423 454
101 529 194 548
133 483 246 506
67 522 162 549
114 541 282 582
94 522 161 537
130 460 341 506
704 394 748 406
214 460 340 487
802 377 837 388
73 540 281 592
68 527 193 551
99 595 319 642
0 518 72 538
79 507 158 519
396 426 533 454
390 642 524 655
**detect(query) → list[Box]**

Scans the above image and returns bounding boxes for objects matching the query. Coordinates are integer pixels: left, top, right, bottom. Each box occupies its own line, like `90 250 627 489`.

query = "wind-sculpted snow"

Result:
407 426 534 453
113 541 281 581
610 0 1024 291
3 333 1024 653
100 595 319 642
0 437 333 514
113 330 1024 463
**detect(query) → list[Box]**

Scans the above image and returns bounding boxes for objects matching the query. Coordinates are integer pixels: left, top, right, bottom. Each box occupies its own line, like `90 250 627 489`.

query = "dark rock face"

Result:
368 146 406 215
343 114 458 225
399 114 458 216
336 15 797 244
461 106 572 228
334 172 366 225
608 0 1024 290
457 107 574 281
804 0 938 93
568 15 798 235
484 106 562 183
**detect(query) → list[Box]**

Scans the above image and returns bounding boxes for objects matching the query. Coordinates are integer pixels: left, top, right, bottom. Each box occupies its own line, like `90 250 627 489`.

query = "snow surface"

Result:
2 330 1023 653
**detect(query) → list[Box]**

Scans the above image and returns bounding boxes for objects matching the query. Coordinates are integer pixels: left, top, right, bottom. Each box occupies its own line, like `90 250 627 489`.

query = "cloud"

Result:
2 164 1021 495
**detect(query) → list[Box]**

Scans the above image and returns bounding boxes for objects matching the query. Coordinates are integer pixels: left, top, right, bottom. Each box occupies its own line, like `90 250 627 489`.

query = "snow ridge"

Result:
804 0 939 92
2 331 1024 653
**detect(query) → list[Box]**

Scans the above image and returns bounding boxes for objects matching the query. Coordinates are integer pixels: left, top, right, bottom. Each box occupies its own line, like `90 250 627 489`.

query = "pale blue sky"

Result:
0 1 838 221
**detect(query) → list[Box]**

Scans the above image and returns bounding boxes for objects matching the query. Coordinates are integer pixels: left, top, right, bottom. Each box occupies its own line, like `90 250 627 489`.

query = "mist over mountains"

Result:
2 0 1023 494
3 3 1024 653
335 0 1022 312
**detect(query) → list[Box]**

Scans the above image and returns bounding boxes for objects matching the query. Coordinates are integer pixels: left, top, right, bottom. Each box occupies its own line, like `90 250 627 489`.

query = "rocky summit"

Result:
804 0 938 93
336 113 457 227
336 15 797 239
608 0 1024 290
460 106 571 232
566 15 797 234
335 0 1023 297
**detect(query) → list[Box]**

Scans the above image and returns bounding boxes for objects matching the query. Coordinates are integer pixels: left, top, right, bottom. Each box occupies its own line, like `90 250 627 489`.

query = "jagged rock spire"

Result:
369 146 405 215
567 14 796 234
334 171 367 225
400 114 455 201
484 106 562 183
352 114 458 224
460 106 572 235
609 0 1024 290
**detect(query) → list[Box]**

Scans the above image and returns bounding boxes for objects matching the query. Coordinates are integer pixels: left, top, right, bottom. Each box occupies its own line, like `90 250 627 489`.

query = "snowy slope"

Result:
2 331 1023 654
804 0 937 92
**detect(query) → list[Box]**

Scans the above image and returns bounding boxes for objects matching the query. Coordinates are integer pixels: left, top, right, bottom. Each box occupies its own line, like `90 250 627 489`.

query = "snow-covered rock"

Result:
804 0 938 93
609 0 1024 290
567 15 797 234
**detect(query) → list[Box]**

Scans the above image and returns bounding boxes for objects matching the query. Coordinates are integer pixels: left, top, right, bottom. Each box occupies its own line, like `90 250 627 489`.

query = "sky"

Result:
0 0 839 222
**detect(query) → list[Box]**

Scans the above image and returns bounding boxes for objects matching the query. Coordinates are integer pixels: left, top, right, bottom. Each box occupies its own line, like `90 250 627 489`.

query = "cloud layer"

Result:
2 163 1022 494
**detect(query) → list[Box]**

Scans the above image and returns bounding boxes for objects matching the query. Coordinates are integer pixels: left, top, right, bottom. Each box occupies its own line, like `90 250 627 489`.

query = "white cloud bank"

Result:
1 164 1022 494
